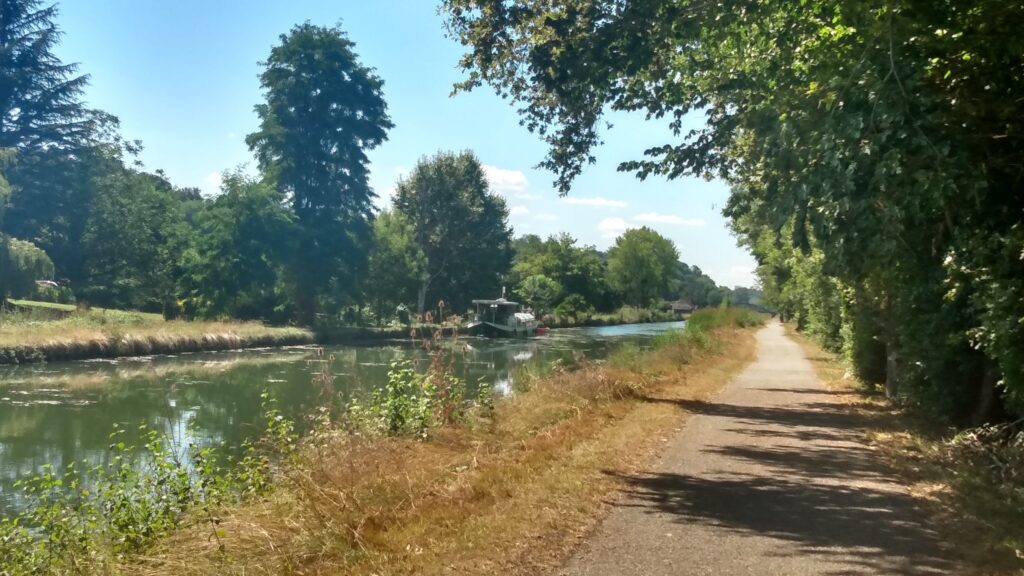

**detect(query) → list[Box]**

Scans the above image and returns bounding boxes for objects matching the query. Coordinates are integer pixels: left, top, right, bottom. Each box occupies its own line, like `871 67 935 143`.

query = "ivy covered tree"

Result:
247 23 393 324
0 0 91 150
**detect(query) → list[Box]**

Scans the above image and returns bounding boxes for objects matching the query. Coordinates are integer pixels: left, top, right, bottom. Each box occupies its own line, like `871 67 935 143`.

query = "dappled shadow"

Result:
605 470 955 575
616 386 958 574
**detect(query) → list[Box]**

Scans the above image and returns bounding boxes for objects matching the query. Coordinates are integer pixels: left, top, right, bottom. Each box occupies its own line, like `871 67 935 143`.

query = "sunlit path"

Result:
563 322 957 576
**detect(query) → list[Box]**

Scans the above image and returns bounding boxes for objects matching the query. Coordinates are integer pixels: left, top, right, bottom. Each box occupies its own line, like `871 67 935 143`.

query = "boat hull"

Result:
467 321 537 338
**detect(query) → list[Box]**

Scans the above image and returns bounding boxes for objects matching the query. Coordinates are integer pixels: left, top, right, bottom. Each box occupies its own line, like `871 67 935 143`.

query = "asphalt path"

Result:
562 321 958 576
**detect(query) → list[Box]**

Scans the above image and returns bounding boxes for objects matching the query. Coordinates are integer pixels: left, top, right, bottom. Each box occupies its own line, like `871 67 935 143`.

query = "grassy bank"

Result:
0 308 763 575
0 300 314 364
787 327 1024 574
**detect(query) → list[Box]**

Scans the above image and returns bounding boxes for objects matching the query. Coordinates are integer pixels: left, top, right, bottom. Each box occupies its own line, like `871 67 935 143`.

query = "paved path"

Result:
562 322 957 576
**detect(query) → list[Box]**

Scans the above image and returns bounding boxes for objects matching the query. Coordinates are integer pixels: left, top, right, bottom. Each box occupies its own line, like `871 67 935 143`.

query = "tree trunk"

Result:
417 282 428 318
971 364 1000 426
295 287 317 326
883 293 899 400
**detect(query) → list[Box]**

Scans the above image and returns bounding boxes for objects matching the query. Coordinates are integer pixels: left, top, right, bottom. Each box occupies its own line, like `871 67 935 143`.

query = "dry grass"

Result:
125 326 758 576
785 325 1024 576
0 302 313 363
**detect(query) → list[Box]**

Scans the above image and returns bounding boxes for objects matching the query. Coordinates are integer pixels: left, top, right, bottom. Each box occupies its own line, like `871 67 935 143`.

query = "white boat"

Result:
465 298 538 337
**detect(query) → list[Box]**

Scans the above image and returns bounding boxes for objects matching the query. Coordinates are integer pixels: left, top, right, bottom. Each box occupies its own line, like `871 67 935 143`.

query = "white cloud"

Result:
633 212 706 227
562 196 628 208
202 172 222 196
484 165 527 192
534 212 557 221
598 217 636 239
510 205 530 217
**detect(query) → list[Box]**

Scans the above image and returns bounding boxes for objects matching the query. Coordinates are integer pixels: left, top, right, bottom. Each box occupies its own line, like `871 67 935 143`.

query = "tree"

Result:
366 210 425 324
394 151 513 315
246 23 393 324
515 274 562 316
510 232 612 311
0 237 53 300
185 171 296 321
606 228 679 308
0 0 90 150
441 1 1024 421
81 169 186 312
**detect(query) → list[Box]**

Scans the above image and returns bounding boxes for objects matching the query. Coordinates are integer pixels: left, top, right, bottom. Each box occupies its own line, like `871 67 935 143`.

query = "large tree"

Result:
0 0 90 150
394 151 513 315
605 227 678 308
247 23 393 324
185 171 296 321
441 1 1024 421
81 169 186 313
366 210 425 324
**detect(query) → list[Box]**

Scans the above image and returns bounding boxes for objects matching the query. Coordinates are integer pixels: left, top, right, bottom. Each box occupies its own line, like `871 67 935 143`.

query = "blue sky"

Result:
52 0 756 288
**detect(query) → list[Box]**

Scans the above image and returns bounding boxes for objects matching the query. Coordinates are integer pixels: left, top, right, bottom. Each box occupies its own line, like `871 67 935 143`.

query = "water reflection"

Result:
0 321 684 516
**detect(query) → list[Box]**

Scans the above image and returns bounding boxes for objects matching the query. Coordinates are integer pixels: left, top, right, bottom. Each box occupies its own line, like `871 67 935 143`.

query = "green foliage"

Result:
347 360 476 437
515 274 563 316
442 0 1024 421
511 233 613 311
394 151 513 314
0 399 293 575
0 237 54 300
184 171 296 321
81 168 187 313
0 0 90 150
606 228 679 308
554 293 593 322
247 23 392 323
367 211 425 324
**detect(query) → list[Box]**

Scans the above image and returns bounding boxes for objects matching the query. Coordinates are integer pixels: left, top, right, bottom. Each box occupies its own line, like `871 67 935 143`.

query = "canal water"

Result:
0 321 684 517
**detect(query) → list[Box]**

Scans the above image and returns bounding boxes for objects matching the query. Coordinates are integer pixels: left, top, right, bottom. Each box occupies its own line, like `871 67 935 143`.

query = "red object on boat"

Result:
536 327 549 335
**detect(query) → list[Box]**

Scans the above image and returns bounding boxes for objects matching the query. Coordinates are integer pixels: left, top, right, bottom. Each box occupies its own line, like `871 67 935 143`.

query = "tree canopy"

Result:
606 227 679 308
0 0 91 150
394 151 513 315
247 22 393 323
441 0 1024 421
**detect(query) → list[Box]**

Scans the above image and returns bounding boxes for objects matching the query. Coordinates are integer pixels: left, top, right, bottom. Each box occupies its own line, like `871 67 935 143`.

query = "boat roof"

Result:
472 298 520 306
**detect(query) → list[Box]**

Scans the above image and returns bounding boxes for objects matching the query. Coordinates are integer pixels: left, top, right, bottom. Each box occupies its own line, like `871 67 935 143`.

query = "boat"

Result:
466 298 538 337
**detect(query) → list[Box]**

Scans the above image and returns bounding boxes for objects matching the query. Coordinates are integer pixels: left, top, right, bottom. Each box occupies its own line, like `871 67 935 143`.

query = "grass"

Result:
0 300 314 363
118 308 762 575
786 325 1024 575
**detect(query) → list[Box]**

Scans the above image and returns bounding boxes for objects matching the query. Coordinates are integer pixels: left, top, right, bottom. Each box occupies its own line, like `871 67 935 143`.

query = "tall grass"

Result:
0 302 313 364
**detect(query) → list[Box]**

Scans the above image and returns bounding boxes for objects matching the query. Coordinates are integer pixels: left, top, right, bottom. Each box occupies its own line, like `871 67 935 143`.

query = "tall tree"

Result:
605 227 679 308
366 210 425 323
81 169 186 313
441 1 1024 421
185 171 296 321
394 151 513 315
0 0 90 150
247 23 393 324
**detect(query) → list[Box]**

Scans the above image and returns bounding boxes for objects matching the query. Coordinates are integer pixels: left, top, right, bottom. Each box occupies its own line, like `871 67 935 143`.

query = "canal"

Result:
0 321 684 516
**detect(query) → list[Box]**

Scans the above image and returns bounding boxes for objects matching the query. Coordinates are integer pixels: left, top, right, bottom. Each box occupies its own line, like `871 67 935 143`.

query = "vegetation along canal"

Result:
0 321 684 517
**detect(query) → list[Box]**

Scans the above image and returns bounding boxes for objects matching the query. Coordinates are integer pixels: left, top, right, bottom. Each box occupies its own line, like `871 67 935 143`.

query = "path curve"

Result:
562 321 958 576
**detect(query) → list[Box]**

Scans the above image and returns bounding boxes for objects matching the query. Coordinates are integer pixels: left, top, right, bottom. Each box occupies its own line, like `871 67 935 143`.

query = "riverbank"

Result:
116 309 760 575
0 301 314 365
787 326 1024 574
1 299 686 365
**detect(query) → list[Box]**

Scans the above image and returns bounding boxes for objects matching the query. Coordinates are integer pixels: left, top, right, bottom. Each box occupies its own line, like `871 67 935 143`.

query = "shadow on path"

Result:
599 390 958 575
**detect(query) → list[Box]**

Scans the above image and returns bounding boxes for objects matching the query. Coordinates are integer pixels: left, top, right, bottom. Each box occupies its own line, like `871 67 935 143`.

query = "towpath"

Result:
562 321 958 576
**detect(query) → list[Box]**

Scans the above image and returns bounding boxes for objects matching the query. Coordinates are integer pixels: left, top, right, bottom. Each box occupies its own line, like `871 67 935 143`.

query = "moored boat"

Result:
466 298 538 337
